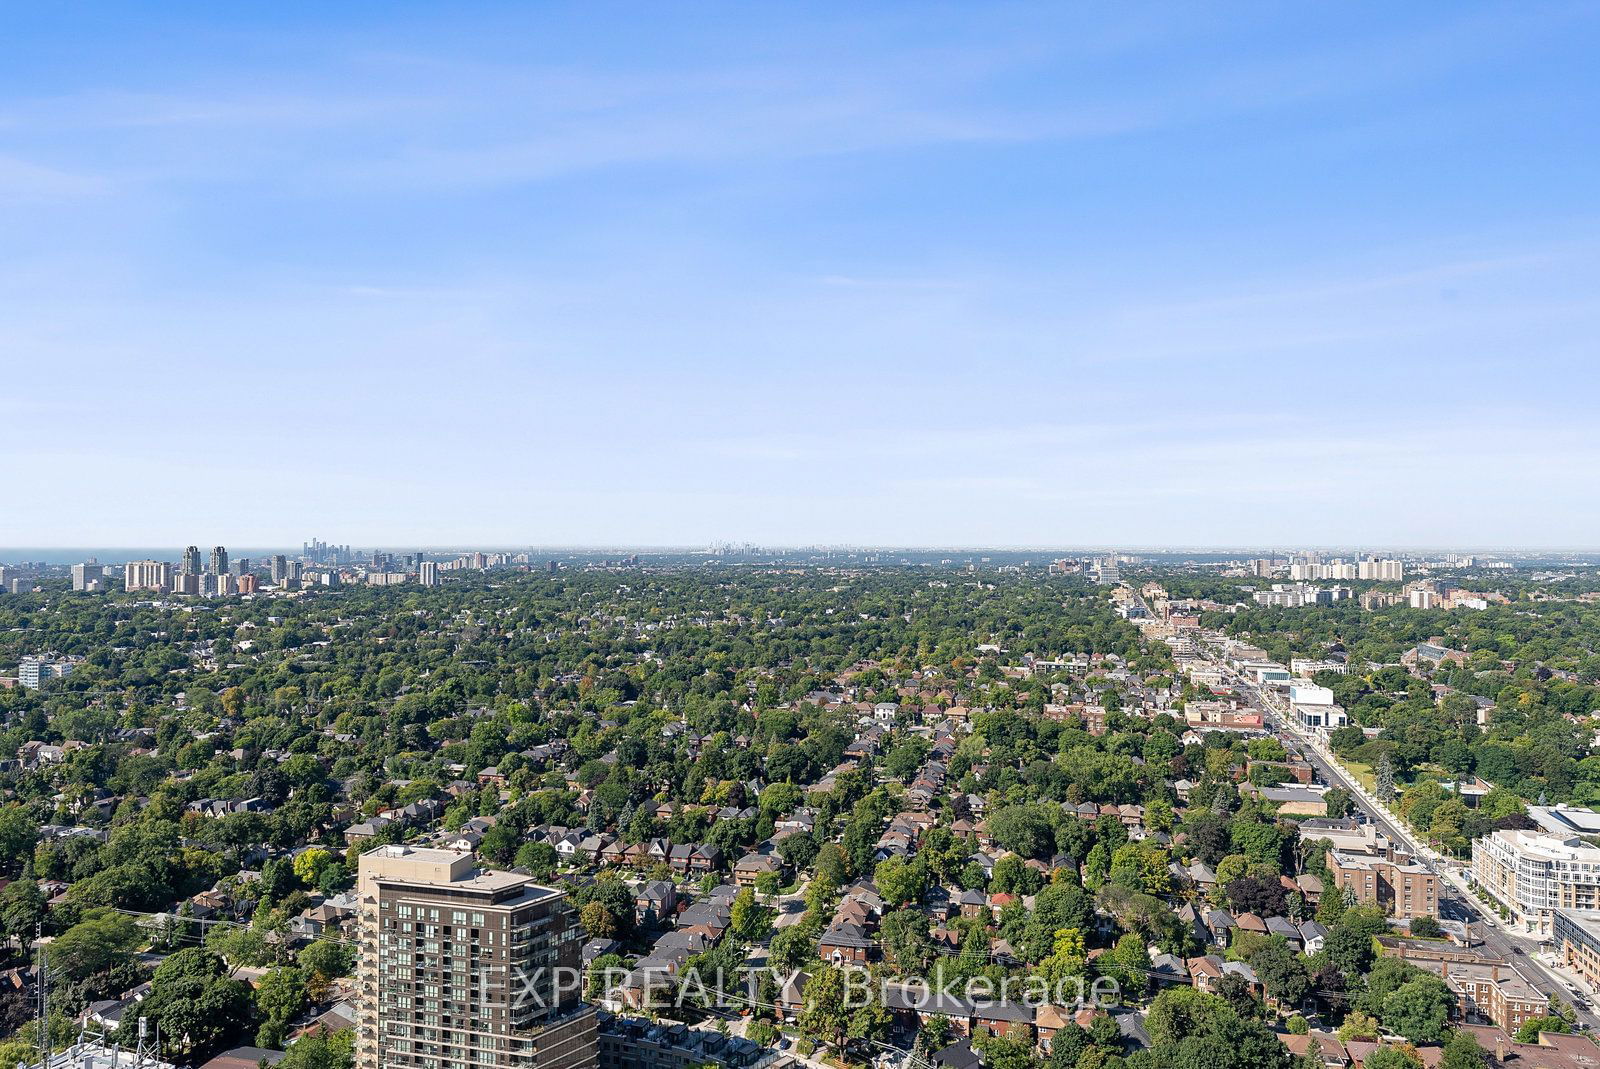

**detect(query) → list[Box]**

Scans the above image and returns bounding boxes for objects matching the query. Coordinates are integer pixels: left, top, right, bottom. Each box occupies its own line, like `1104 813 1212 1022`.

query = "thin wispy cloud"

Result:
0 3 1596 544
0 154 107 201
0 5 1566 193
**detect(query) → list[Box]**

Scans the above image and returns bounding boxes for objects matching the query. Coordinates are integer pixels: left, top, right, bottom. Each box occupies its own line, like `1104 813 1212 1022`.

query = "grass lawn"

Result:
1341 757 1376 792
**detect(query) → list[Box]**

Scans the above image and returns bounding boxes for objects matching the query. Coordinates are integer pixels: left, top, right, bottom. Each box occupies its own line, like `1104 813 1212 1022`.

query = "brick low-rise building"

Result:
1381 939 1547 1036
1327 850 1438 920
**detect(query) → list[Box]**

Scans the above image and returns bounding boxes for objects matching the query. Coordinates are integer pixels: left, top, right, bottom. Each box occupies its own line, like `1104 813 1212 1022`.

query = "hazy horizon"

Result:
5 3 1598 546
5 543 1599 566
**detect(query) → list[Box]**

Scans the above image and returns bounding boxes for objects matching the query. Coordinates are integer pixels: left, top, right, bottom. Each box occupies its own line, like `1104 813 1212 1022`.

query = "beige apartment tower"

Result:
358 846 597 1069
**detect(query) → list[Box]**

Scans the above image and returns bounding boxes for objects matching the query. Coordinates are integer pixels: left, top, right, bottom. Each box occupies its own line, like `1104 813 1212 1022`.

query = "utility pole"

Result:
35 933 48 1062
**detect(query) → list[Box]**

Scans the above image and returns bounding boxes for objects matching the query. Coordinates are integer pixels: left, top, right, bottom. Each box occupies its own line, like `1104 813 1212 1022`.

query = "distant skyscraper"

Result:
1092 553 1121 585
418 560 439 587
231 556 250 577
182 545 202 574
124 559 172 591
270 554 288 583
237 574 258 594
210 546 228 575
70 561 105 591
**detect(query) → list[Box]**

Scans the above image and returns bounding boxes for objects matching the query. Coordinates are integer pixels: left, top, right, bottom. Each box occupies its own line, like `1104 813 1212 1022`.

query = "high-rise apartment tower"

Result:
356 846 596 1069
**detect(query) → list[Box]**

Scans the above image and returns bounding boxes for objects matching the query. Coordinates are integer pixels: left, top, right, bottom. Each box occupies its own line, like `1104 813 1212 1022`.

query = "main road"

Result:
1213 657 1600 1030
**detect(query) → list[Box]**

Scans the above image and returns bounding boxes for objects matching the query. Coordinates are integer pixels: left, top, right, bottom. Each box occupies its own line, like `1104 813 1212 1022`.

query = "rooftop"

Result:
1530 804 1600 837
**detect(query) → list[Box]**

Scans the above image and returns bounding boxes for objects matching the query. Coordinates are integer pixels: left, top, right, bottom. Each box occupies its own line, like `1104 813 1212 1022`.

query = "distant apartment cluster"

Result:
1251 583 1354 608
1288 556 1405 582
1242 554 1404 581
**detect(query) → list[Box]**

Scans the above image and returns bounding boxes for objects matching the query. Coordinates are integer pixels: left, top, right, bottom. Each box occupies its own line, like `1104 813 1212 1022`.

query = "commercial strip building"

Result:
1287 683 1347 736
1472 829 1600 937
357 845 597 1069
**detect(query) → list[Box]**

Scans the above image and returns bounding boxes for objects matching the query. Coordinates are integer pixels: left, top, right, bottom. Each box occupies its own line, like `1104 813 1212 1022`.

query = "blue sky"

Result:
4 2 1599 548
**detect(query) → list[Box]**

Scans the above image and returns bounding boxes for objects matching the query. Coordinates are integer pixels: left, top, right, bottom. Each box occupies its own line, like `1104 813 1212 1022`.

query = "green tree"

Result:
1513 1016 1570 1043
1381 977 1453 1045
276 1029 354 1069
800 965 852 1048
917 1014 954 1055
1036 927 1088 987
1246 937 1310 1008
0 808 39 877
0 879 46 947
1364 1049 1421 1069
880 908 933 974
1409 916 1442 938
255 966 308 1048
209 926 272 968
1146 986 1231 1048
1324 924 1376 977
580 900 618 940
1441 1031 1489 1069
769 925 814 973
873 856 926 907
299 939 355 995
49 910 140 983
1100 933 1152 999
117 948 254 1060
292 849 333 887
814 844 849 889
515 841 559 877
730 887 773 942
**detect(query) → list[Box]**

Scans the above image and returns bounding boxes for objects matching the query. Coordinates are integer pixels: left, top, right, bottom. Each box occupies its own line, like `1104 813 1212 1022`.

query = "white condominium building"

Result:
1473 828 1600 937
124 559 172 591
1357 557 1404 581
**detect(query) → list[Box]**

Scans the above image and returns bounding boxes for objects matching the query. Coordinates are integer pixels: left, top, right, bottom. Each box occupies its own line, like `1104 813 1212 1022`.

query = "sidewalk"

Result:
1219 659 1529 937
1275 695 1526 942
